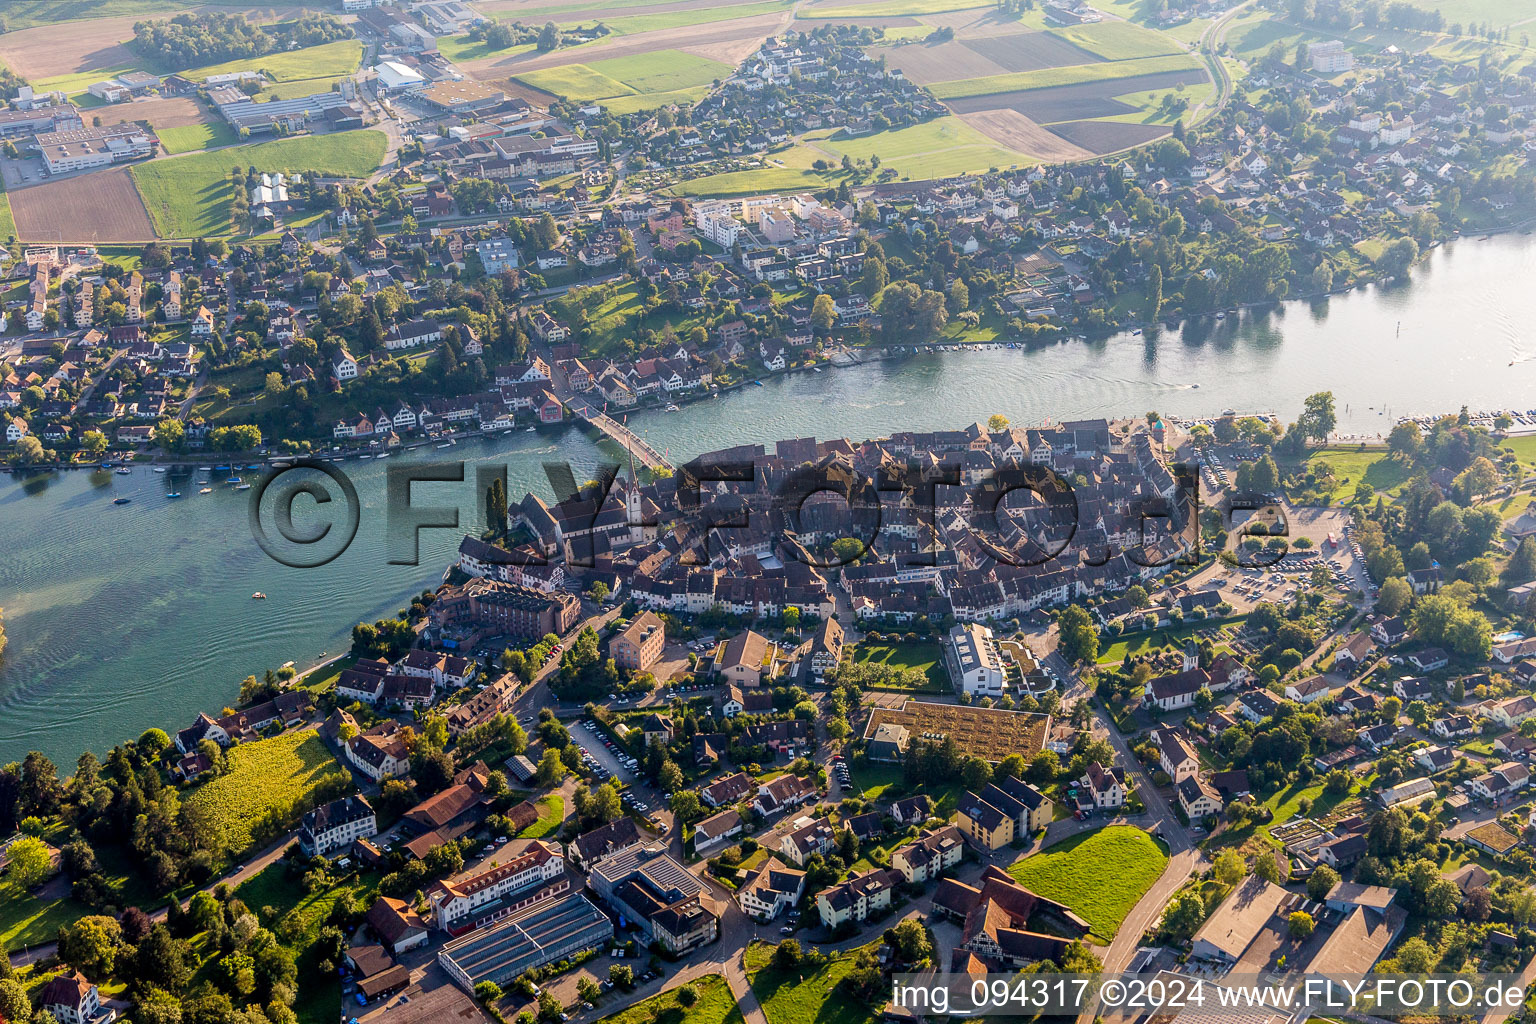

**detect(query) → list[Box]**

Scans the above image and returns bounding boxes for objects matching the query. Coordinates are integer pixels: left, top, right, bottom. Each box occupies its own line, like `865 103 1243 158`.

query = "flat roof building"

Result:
437 893 613 992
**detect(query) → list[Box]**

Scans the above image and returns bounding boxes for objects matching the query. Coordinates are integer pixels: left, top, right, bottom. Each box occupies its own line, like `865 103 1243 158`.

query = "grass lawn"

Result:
746 940 878 1024
187 40 364 83
0 881 79 954
518 49 729 114
521 794 567 838
157 121 238 155
849 641 948 691
588 50 731 94
1280 444 1409 502
928 52 1201 99
1050 19 1187 59
846 761 963 816
131 129 386 238
1006 825 1168 942
0 186 15 243
1501 434 1536 469
1096 615 1246 664
811 116 1032 177
186 729 343 856
596 974 745 1024
299 654 357 694
670 159 845 199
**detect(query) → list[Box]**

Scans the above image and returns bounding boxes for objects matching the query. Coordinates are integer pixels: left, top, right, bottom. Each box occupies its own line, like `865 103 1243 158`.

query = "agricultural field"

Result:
564 0 795 35
1051 19 1187 60
131 129 387 238
157 121 240 154
877 30 1101 85
596 974 745 1024
801 0 991 18
669 147 847 198
928 51 1202 98
9 166 156 243
1006 825 1168 942
848 641 949 691
810 115 1032 177
184 729 344 856
746 940 879 1024
185 38 363 83
0 184 15 243
515 48 730 112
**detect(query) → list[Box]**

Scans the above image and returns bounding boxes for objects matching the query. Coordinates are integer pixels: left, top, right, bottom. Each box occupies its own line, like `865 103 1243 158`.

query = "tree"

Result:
154 417 185 453
1507 537 1536 585
961 756 991 791
773 939 802 970
676 984 698 1008
1377 577 1412 616
1253 851 1286 883
4 835 51 889
1056 605 1099 664
535 748 565 786
577 977 602 1004
1306 864 1339 901
1160 891 1206 942
475 982 503 1004
0 980 29 1024
988 414 1010 432
59 915 121 979
1287 910 1314 939
1212 849 1246 886
811 293 836 332
609 964 634 988
885 918 934 964
1295 391 1336 448
1377 237 1419 278
536 21 560 50
659 760 684 793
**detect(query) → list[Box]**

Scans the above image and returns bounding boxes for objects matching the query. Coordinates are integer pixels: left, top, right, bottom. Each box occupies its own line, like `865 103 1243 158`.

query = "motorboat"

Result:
252 592 267 600
113 497 132 505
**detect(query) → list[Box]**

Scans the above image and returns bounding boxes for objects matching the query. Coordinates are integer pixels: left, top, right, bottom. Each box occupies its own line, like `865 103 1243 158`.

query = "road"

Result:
1190 0 1254 126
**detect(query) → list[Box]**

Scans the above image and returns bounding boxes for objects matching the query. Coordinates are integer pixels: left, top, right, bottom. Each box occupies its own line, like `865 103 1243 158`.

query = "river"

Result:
3 233 1535 765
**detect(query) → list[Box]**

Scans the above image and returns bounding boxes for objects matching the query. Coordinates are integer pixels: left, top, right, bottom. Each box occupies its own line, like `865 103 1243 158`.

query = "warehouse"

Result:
376 61 428 94
437 893 613 992
420 80 506 114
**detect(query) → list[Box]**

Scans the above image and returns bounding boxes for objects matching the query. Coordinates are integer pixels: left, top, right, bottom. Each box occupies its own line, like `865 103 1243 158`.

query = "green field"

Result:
849 641 948 691
437 36 537 64
157 121 238 154
185 729 342 856
671 161 843 199
1096 614 1245 664
801 0 990 17
1283 444 1411 502
0 185 15 243
32 66 141 101
520 794 567 838
1007 825 1168 942
0 879 79 954
596 974 745 1024
564 0 794 34
928 52 1202 99
516 49 730 114
131 129 387 238
1050 19 1187 59
186 39 363 83
517 64 637 100
812 116 1031 177
747 941 878 1024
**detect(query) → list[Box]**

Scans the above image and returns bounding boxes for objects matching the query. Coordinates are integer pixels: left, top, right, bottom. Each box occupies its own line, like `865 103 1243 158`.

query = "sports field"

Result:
131 129 387 238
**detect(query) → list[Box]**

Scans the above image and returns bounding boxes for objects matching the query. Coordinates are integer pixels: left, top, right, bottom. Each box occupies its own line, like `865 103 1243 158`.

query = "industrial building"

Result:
437 893 613 992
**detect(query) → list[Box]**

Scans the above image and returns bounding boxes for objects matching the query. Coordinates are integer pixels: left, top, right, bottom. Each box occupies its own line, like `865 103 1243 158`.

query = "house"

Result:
386 318 443 350
365 896 430 954
738 863 806 921
947 622 1006 697
692 809 743 852
610 611 665 672
1080 761 1125 810
891 824 965 884
780 816 837 866
1333 632 1376 674
1392 676 1433 702
1357 723 1398 752
1407 648 1449 673
1372 616 1410 645
715 630 777 686
753 774 816 817
701 771 755 808
300 794 377 857
956 790 1015 850
889 795 931 826
1176 775 1223 821
569 817 643 870
40 972 111 1024
1190 876 1289 964
932 865 1089 968
1285 675 1334 704
816 868 896 930
1155 728 1200 782
720 684 773 718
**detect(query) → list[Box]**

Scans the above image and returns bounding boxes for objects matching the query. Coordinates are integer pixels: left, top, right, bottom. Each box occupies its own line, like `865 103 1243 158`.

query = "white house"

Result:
299 794 377 857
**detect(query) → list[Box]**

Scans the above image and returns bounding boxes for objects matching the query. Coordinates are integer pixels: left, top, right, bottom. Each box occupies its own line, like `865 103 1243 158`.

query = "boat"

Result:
271 461 292 469
436 441 453 449
199 487 213 494
812 366 822 373
375 452 392 459
1132 328 1142 336
1191 383 1200 389
153 467 167 474
235 483 251 491
166 492 182 499
752 380 764 387
251 592 267 600
115 468 131 476
665 403 680 412
113 497 132 505
358 454 372 459
227 476 242 485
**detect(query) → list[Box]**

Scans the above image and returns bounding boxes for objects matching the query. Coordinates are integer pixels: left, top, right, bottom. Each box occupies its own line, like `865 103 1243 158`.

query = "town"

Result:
4 398 1536 1024
2 0 1536 1022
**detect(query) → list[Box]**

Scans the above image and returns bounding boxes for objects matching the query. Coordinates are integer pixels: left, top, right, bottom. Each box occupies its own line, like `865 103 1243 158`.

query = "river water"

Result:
4 233 1536 765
